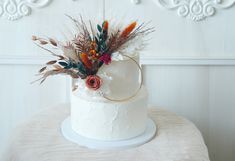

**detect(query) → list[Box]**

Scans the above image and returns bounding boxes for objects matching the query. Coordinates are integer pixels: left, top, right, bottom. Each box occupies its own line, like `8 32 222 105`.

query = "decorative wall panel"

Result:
154 0 235 21
0 0 51 20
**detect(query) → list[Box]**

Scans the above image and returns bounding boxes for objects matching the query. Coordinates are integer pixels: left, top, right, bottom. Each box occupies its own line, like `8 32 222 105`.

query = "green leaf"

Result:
99 33 103 38
72 63 78 68
95 37 99 44
103 34 108 40
64 63 72 69
64 66 71 69
97 25 102 32
98 61 104 68
103 30 107 35
97 44 101 52
77 63 86 75
58 62 68 67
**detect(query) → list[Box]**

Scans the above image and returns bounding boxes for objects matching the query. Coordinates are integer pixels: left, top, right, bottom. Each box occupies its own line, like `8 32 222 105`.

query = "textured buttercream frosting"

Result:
71 87 148 141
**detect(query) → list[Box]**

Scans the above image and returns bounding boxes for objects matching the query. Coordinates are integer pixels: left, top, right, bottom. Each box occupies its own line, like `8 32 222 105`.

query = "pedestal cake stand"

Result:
61 117 157 150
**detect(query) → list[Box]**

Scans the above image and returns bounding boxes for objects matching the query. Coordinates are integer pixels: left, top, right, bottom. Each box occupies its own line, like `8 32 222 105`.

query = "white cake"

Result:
70 56 149 141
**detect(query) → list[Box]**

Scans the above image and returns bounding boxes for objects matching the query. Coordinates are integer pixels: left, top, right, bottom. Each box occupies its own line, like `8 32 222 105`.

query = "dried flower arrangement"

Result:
32 16 154 91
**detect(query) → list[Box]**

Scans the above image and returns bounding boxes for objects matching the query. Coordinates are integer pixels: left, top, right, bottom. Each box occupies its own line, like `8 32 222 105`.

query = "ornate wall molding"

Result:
153 0 235 21
0 0 51 21
72 0 141 4
131 0 141 4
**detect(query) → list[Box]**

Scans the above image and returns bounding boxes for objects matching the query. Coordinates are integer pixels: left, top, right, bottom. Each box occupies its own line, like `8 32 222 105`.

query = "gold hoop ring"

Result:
101 54 143 102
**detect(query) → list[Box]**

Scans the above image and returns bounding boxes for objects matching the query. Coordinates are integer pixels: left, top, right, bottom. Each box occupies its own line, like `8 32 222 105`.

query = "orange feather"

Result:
120 22 137 38
103 21 109 31
80 53 92 69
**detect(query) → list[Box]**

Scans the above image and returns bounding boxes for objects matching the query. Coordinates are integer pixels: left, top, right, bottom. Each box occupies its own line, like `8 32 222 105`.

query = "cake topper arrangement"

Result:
32 15 154 100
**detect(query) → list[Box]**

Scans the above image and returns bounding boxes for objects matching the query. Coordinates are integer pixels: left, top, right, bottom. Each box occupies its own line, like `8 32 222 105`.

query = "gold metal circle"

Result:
102 54 143 102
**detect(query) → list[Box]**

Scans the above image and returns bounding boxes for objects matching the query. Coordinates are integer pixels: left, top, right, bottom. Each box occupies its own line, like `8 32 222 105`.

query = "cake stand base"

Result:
61 117 157 150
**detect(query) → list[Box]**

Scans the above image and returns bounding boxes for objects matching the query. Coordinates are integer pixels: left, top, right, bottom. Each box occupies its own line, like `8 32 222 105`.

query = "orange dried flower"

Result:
90 50 100 59
80 53 92 69
92 54 100 60
90 50 96 55
120 22 137 38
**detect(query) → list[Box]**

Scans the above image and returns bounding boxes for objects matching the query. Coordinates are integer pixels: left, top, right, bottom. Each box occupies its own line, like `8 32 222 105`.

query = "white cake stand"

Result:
61 117 157 150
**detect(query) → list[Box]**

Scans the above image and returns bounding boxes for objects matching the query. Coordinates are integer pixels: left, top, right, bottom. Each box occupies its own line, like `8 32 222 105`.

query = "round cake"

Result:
33 18 153 143
70 56 149 141
71 87 148 141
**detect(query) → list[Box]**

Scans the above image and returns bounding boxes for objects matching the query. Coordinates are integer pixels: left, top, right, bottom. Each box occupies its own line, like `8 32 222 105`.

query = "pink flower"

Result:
85 75 102 90
99 53 111 65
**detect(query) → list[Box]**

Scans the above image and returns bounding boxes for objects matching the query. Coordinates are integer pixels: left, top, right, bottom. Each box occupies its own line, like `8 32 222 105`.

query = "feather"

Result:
103 21 109 31
53 64 63 70
33 42 61 57
39 40 48 45
40 78 46 84
120 22 137 38
46 60 57 65
39 66 47 73
31 35 37 41
49 38 57 46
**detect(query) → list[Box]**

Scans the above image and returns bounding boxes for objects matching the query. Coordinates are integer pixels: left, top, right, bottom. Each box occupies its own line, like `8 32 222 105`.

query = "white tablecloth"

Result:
2 104 210 161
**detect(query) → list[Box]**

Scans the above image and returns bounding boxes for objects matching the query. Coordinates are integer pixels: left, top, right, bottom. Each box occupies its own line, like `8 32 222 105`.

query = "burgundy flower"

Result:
99 53 111 65
85 75 102 90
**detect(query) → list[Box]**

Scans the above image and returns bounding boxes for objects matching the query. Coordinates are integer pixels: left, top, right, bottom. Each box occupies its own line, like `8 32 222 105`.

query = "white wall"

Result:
0 65 69 156
0 0 235 161
143 64 235 161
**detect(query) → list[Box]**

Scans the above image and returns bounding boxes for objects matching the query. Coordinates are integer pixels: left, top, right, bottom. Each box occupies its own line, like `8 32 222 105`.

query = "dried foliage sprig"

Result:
33 16 154 85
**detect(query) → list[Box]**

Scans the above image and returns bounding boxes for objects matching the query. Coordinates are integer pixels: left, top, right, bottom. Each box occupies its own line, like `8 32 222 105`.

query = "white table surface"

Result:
2 103 210 161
